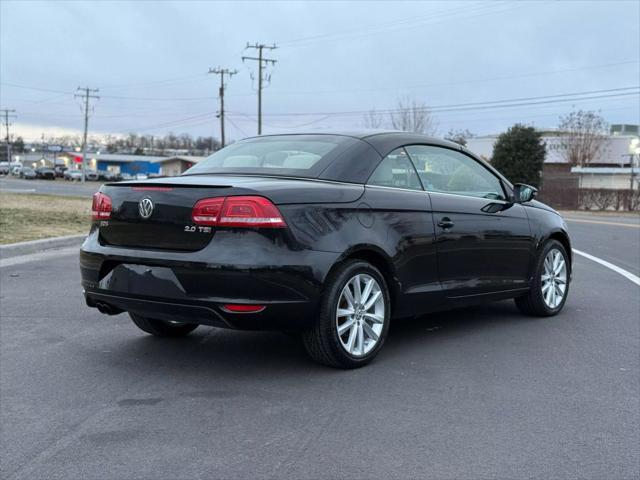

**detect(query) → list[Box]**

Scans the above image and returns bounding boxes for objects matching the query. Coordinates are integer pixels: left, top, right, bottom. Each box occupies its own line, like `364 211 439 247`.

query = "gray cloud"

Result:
1 0 638 142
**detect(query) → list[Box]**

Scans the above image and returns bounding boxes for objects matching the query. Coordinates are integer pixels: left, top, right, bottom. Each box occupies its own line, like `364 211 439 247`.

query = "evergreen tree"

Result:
491 124 546 188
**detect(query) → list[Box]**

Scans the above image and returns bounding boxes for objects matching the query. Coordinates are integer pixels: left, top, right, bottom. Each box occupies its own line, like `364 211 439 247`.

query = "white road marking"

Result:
0 246 78 268
573 248 640 287
565 217 640 229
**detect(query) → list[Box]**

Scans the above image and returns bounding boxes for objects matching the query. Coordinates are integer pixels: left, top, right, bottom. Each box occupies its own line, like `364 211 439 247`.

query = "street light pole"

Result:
628 139 640 210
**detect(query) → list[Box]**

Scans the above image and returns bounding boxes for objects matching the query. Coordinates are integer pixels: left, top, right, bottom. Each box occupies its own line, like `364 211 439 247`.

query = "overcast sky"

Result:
1 0 638 143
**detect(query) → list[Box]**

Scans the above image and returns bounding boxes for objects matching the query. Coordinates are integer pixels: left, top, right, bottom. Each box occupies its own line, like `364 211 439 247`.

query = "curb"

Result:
0 234 86 260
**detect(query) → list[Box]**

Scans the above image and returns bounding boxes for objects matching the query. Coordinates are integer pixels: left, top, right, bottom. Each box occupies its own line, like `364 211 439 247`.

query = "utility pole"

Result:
242 43 277 135
208 67 238 147
1 109 16 163
74 87 99 182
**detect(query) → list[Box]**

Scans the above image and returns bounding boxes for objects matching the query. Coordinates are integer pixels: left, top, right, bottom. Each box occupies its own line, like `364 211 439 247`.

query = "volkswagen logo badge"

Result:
138 197 154 219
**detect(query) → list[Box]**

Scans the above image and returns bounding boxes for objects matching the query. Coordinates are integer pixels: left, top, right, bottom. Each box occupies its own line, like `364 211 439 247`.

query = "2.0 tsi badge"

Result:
138 197 154 219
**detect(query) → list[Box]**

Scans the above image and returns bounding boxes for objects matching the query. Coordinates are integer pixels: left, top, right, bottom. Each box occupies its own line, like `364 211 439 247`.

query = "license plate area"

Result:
99 264 186 299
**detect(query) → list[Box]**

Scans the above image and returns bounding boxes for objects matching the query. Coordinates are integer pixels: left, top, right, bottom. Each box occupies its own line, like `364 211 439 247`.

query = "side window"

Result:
367 148 422 191
405 145 505 200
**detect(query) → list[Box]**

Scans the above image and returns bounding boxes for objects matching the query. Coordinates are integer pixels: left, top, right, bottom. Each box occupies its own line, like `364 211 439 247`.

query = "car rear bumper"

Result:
80 229 340 331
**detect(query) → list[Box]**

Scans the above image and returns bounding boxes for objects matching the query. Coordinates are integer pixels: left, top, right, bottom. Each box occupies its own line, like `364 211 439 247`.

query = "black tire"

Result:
515 239 570 317
129 313 198 337
302 260 391 369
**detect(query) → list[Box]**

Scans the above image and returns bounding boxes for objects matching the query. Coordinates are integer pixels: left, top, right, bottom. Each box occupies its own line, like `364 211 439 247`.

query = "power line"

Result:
227 60 639 98
3 60 636 104
227 87 639 118
131 111 218 133
277 1 504 46
278 1 532 48
74 87 99 182
242 43 277 135
208 67 238 147
99 73 209 90
1 83 74 95
1 108 17 162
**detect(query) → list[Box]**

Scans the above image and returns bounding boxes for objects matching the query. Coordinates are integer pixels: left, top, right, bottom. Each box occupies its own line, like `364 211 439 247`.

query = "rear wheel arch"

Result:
326 246 399 312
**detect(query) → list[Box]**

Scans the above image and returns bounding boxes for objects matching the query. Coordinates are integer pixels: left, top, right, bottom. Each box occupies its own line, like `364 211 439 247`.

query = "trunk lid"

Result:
97 175 364 251
99 183 232 251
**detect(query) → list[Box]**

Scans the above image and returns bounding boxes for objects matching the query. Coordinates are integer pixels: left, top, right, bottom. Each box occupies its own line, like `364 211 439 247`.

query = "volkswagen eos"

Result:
80 132 572 368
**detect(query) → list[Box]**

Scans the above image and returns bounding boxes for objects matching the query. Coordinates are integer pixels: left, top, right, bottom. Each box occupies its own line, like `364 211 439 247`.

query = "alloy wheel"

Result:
541 248 567 309
336 274 385 357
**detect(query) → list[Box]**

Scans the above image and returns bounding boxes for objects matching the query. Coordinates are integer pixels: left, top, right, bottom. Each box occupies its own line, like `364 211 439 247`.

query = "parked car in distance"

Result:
0 161 9 175
54 166 68 178
19 167 37 179
135 173 148 180
81 132 572 368
11 164 23 176
99 170 121 182
84 169 100 181
35 167 56 180
64 169 84 181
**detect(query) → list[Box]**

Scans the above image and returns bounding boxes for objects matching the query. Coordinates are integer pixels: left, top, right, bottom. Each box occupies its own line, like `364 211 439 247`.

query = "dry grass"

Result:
0 192 91 244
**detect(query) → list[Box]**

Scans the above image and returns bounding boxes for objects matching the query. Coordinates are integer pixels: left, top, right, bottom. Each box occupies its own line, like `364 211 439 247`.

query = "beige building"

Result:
153 155 206 177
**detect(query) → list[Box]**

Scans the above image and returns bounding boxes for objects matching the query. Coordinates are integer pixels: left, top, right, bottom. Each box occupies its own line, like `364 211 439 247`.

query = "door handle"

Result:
437 217 454 229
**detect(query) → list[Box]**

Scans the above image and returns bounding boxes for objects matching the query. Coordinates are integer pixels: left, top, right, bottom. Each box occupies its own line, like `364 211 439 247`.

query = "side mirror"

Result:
512 183 538 203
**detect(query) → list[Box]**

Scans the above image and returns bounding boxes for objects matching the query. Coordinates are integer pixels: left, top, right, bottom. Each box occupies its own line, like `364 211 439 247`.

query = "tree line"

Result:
8 133 222 156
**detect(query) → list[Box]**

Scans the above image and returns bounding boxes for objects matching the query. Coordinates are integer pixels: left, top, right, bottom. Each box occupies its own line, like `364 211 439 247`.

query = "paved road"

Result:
562 213 640 277
0 176 101 198
1 226 639 479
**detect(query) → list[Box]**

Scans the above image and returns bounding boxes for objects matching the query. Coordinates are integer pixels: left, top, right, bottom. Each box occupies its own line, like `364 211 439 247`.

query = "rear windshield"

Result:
184 134 355 178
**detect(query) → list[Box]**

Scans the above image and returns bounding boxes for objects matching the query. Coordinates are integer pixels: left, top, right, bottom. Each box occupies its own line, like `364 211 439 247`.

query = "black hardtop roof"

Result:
241 131 463 150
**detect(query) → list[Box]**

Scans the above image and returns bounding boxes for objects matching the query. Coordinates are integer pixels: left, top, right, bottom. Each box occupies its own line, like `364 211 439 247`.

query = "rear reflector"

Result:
192 196 286 228
221 304 266 313
91 192 112 220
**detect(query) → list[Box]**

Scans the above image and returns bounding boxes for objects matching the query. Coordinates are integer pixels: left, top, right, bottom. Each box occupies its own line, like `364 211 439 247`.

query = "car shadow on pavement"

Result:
96 299 543 377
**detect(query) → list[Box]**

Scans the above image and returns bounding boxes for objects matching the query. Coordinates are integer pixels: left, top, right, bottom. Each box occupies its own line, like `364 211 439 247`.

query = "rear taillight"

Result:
219 196 287 228
192 196 286 228
91 192 112 220
192 197 224 226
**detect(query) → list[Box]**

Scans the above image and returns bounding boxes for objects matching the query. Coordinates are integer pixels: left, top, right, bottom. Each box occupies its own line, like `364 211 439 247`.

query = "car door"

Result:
364 147 444 316
404 145 533 298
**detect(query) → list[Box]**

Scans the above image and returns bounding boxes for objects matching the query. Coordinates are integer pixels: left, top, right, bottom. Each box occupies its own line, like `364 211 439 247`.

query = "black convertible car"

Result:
80 132 571 368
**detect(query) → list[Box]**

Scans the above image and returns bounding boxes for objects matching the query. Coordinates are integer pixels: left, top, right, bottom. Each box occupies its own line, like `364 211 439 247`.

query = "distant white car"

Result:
84 170 100 181
0 161 9 175
135 173 148 180
11 164 23 176
64 169 84 181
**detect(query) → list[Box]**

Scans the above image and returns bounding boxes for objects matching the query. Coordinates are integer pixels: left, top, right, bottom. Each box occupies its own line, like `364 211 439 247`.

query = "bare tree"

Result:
445 128 475 147
558 110 609 167
363 109 384 129
389 97 438 135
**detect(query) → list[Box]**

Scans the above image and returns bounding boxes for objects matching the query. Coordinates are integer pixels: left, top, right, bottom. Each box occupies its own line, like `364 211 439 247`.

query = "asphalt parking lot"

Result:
1 211 639 479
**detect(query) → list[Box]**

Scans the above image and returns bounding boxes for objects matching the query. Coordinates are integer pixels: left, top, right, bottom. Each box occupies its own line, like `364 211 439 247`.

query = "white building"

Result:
466 130 639 190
